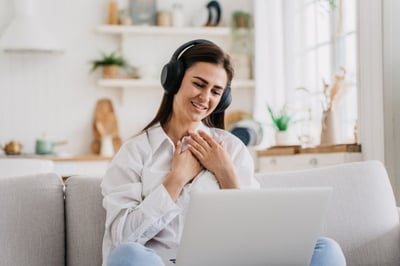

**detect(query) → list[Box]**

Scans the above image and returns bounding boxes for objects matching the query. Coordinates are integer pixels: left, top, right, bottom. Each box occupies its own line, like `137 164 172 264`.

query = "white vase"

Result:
320 109 339 145
275 131 292 146
100 135 114 157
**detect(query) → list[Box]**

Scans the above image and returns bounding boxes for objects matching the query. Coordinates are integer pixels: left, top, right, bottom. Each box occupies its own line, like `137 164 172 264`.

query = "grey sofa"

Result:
0 160 399 266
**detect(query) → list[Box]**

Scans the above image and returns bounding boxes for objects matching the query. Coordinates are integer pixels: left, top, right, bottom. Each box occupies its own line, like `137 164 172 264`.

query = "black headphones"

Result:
160 39 232 113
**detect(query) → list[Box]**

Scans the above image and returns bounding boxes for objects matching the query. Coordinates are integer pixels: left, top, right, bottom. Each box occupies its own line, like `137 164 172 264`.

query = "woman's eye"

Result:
212 90 222 96
194 82 205 88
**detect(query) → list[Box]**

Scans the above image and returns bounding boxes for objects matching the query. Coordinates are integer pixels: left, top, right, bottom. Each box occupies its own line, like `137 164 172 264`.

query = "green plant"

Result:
90 51 129 72
267 105 291 131
232 11 252 29
326 0 336 9
319 0 336 9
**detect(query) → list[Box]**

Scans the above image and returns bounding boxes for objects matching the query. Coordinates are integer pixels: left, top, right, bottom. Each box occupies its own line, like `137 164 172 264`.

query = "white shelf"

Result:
98 78 255 89
96 25 231 37
98 78 159 88
95 24 255 110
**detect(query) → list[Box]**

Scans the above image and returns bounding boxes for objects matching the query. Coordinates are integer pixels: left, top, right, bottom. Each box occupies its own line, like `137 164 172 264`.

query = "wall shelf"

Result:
97 78 255 89
96 25 231 37
95 23 255 109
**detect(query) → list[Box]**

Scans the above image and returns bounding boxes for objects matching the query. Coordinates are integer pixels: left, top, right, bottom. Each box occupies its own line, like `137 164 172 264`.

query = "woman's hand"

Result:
187 130 239 189
163 140 203 201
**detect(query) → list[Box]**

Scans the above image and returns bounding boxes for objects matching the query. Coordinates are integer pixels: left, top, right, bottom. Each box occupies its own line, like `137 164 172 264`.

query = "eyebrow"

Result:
193 76 224 90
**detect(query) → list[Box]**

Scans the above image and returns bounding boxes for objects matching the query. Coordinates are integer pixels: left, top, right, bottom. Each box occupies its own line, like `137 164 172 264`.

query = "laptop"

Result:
171 187 333 266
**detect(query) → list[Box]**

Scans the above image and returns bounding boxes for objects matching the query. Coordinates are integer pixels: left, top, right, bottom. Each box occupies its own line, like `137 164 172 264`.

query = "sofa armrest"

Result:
255 160 400 265
0 173 65 266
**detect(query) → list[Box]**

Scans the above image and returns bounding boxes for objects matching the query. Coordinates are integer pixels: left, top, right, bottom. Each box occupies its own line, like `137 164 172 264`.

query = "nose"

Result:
198 89 211 102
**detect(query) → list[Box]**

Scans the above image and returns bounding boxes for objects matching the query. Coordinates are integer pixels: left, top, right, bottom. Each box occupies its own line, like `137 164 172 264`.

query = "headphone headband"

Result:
170 39 214 62
160 39 232 113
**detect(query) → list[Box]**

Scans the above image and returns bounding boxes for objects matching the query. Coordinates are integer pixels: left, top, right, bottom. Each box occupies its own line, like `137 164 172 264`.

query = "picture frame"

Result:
130 0 157 25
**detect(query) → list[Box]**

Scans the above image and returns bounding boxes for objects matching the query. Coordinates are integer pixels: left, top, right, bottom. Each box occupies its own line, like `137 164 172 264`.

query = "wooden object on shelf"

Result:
257 143 361 156
300 143 361 154
107 0 119 25
257 145 301 156
47 155 112 161
91 99 122 155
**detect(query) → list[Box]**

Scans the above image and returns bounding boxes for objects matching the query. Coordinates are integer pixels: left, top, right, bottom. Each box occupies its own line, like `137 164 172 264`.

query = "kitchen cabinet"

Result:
256 144 363 173
256 152 363 173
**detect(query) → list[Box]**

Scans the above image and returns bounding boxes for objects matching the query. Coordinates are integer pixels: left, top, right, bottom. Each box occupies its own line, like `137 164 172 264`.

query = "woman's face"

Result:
172 62 228 123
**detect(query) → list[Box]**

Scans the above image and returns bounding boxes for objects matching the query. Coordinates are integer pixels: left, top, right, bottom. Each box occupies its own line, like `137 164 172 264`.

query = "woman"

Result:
101 39 346 266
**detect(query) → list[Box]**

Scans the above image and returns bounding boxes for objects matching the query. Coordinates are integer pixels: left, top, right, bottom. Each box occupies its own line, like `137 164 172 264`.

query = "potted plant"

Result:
90 51 130 79
268 105 291 132
267 105 294 146
232 11 252 29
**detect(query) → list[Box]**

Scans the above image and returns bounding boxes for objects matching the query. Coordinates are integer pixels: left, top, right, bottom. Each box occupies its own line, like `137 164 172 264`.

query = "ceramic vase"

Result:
275 131 291 146
100 135 114 157
320 109 339 145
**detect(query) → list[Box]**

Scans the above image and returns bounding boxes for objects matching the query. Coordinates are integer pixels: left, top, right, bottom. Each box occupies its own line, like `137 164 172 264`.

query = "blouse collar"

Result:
147 122 212 153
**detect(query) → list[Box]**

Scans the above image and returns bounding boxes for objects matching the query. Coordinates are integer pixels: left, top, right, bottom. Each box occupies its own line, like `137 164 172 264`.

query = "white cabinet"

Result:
257 152 363 173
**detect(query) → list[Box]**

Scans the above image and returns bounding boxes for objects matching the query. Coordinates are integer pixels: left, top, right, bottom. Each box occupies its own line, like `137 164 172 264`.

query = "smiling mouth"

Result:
191 101 208 111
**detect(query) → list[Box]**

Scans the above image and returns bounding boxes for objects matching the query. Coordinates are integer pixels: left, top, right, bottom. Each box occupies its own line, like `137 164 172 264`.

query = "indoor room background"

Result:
1 0 400 204
0 0 253 155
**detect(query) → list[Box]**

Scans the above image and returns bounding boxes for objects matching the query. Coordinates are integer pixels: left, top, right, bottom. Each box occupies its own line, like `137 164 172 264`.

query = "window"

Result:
254 0 357 147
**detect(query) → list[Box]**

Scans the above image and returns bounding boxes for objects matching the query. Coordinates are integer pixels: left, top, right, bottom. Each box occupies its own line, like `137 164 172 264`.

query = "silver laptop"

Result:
173 187 332 266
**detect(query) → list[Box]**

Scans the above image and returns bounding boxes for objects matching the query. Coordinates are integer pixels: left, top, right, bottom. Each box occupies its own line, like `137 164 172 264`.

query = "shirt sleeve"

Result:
101 143 181 247
224 132 260 189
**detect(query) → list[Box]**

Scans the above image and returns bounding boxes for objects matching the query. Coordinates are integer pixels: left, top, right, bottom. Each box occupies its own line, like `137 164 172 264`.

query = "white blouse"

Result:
101 122 260 264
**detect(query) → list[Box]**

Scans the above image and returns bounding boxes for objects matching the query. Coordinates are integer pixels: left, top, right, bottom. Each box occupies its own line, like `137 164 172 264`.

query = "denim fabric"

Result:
107 242 164 266
107 237 346 266
310 237 346 266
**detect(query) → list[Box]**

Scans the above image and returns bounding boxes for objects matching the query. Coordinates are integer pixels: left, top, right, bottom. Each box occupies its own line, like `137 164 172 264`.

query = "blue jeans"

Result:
107 237 346 266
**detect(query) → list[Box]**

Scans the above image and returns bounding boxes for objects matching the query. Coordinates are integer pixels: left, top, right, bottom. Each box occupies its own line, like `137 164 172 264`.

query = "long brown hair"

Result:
142 41 234 132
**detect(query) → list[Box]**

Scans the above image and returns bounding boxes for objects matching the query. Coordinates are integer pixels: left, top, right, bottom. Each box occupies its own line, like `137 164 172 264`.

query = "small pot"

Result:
2 141 23 155
35 139 67 155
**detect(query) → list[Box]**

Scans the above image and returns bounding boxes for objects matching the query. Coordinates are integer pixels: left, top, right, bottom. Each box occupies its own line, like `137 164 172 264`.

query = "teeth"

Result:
192 101 207 110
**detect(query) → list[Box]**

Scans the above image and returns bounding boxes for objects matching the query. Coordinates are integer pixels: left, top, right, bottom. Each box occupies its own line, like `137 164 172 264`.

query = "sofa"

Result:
0 160 399 266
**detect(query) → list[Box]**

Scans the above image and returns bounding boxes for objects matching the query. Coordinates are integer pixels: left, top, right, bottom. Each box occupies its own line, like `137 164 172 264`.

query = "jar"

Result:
157 11 172 27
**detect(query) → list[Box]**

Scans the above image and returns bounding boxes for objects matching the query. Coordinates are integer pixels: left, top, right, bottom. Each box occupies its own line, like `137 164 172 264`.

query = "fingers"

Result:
175 140 182 155
198 130 218 146
188 143 204 159
219 140 224 147
189 130 218 148
188 132 209 148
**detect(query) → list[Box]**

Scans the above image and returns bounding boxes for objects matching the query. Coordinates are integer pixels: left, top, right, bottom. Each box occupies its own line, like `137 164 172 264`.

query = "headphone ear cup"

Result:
213 86 232 113
161 61 185 94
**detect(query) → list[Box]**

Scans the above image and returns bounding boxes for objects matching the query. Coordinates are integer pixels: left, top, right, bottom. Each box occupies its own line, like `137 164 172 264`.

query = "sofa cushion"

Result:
255 160 400 266
0 172 65 266
65 176 106 266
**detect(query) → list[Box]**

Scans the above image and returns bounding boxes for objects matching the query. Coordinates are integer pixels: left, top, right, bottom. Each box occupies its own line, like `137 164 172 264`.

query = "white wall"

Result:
0 0 252 155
